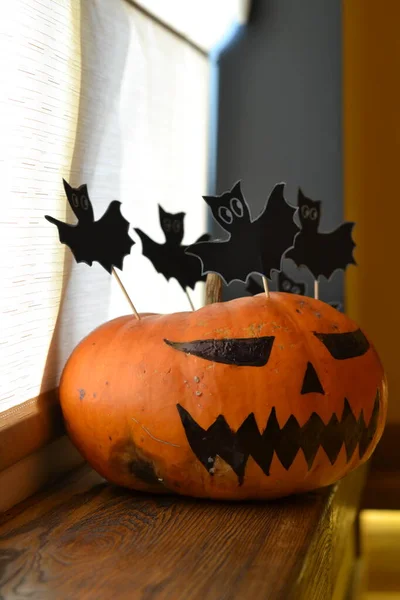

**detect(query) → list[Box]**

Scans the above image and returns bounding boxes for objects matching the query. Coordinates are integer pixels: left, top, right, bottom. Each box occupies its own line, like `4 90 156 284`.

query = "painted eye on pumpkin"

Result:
314 328 370 359
164 336 275 367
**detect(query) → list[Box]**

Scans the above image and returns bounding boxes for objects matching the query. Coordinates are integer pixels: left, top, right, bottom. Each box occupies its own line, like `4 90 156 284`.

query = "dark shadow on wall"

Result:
40 1 131 403
211 0 343 304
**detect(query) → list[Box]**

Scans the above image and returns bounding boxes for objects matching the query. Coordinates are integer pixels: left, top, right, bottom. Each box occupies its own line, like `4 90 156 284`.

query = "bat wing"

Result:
94 201 135 273
45 215 93 266
134 228 176 282
176 234 212 290
178 248 208 290
287 223 356 280
318 222 356 279
285 234 315 276
195 233 211 243
185 239 254 285
246 277 263 296
256 183 300 277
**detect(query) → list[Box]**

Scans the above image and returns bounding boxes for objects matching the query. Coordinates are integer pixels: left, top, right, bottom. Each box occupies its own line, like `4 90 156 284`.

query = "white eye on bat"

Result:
218 206 233 225
163 219 171 232
309 208 318 220
173 220 181 233
230 197 244 218
72 193 79 208
81 195 89 210
301 205 310 219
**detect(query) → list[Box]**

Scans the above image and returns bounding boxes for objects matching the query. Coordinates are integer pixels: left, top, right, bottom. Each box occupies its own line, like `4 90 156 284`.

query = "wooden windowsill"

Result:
0 463 368 599
0 389 63 472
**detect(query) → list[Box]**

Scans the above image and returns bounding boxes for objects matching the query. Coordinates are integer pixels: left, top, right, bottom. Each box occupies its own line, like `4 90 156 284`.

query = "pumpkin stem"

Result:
205 273 223 304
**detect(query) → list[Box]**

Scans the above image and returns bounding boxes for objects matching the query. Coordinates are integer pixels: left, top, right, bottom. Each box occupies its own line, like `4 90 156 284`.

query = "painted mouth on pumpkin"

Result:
177 389 380 485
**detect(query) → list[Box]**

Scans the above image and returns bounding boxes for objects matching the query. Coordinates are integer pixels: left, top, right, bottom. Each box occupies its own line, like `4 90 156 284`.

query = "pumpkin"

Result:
59 293 387 500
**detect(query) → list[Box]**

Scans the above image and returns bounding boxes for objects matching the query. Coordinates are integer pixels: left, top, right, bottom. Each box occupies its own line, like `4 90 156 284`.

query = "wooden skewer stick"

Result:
185 288 195 311
112 267 140 320
262 276 270 299
314 279 319 300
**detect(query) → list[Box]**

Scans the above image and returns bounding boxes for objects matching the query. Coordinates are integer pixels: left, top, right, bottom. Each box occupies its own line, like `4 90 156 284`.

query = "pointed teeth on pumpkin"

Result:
177 389 380 484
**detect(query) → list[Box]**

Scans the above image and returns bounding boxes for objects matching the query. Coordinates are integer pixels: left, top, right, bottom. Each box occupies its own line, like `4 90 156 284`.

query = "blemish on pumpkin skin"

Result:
194 376 200 383
78 389 85 400
109 436 112 441
212 327 232 337
93 392 97 398
246 322 265 336
129 459 161 486
109 438 168 489
131 417 180 448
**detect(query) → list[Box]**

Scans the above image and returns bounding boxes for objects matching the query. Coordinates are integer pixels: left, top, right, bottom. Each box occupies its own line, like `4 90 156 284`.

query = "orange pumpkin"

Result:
59 293 387 500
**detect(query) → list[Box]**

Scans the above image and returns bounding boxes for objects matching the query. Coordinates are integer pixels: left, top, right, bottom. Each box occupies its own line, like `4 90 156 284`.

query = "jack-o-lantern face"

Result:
59 293 387 501
164 326 379 485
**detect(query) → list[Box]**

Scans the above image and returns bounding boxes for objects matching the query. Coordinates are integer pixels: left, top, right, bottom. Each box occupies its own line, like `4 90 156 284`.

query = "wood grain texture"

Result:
0 463 367 600
0 390 63 472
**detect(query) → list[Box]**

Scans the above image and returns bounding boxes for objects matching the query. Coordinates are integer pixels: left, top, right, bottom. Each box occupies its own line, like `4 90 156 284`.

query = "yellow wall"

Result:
343 0 400 422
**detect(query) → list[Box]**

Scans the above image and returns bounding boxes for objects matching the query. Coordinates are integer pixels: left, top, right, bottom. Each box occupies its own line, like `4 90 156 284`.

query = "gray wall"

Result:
213 0 343 304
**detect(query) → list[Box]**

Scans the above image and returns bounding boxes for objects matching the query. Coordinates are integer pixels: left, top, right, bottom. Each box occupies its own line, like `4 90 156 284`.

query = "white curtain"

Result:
0 0 212 411
134 0 252 51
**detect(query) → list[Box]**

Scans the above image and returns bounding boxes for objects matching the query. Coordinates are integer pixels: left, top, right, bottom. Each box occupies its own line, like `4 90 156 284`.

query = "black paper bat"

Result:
45 179 134 273
246 270 307 296
134 206 210 291
286 189 356 280
329 301 343 312
185 181 299 285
